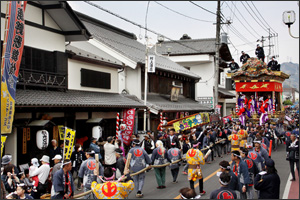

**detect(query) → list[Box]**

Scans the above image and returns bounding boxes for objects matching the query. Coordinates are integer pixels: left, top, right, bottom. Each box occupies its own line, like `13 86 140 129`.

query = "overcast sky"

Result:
68 1 299 64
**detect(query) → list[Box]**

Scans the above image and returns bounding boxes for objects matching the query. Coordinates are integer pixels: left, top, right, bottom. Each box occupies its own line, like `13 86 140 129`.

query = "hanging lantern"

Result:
162 120 168 126
120 123 127 131
92 126 102 141
36 130 49 150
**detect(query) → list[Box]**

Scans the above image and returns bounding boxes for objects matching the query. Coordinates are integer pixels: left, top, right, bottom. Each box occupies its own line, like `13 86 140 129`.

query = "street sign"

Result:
148 55 155 73
197 97 214 108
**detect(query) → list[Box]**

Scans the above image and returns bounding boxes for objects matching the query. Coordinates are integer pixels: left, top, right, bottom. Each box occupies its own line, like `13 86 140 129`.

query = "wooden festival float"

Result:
227 57 290 124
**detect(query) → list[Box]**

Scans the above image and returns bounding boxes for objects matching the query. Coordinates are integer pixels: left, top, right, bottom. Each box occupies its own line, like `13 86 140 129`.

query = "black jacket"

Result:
254 172 280 199
240 54 250 64
255 47 265 58
166 135 180 149
286 140 299 161
267 60 278 70
228 62 239 71
116 156 126 176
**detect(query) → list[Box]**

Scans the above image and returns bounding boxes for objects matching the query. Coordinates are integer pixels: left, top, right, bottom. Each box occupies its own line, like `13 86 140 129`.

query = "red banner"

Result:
236 82 283 92
121 109 135 146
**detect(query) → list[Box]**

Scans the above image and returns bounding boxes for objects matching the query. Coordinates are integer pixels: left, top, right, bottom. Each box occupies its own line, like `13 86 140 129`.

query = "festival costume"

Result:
237 129 248 149
228 134 242 152
210 186 237 199
91 179 134 199
186 148 205 193
167 147 181 182
248 98 256 115
259 104 269 126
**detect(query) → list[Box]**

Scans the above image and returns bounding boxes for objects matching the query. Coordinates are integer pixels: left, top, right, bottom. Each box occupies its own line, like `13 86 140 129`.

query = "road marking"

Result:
282 167 293 199
174 161 232 199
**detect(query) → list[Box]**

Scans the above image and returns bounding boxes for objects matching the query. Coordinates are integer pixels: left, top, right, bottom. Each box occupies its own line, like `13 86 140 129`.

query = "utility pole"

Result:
143 37 149 131
214 0 221 112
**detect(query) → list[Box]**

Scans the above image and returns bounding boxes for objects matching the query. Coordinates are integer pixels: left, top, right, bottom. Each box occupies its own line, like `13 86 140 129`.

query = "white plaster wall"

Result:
44 10 61 30
68 59 119 93
119 70 126 93
126 66 141 99
1 2 65 52
3 128 17 165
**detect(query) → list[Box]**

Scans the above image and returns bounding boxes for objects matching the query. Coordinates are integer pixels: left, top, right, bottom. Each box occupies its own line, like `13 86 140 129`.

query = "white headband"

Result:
180 194 201 199
219 178 229 186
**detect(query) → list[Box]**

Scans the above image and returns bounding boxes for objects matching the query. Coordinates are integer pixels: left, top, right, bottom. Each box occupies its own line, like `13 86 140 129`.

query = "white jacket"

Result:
104 142 119 165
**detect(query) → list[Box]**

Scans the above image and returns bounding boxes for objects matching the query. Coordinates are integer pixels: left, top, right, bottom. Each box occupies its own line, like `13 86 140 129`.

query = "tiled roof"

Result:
155 38 216 55
76 12 200 79
15 89 146 108
218 88 235 98
66 43 123 66
125 93 212 112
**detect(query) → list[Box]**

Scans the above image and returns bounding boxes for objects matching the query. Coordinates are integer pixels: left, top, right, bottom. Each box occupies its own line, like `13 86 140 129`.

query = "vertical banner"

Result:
147 55 155 73
26 127 30 141
1 136 7 157
52 126 58 142
1 1 27 133
58 125 65 140
22 128 27 154
63 127 76 160
122 109 135 146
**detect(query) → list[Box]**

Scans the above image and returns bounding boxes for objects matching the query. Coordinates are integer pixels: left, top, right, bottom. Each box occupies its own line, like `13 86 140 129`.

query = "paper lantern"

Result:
92 126 102 140
36 130 49 150
119 123 127 131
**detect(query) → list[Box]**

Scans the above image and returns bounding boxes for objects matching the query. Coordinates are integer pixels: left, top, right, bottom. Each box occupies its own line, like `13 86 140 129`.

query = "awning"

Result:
28 120 50 126
143 93 212 114
15 89 146 108
218 88 235 98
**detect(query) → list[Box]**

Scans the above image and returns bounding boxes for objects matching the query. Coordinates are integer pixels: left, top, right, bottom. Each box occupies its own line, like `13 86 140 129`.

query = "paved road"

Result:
74 142 292 199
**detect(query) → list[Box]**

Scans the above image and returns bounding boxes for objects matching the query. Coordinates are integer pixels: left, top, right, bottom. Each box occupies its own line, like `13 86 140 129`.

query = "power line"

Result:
230 2 261 38
189 1 217 16
228 25 254 47
241 1 269 34
223 1 260 40
154 1 214 23
250 1 277 34
84 1 200 53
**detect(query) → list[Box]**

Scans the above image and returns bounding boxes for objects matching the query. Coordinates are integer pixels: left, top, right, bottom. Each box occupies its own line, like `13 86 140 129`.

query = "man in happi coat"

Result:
248 95 256 116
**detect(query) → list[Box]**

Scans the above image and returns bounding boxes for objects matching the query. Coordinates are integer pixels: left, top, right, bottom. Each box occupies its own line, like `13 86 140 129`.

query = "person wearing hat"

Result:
255 44 265 62
210 172 238 199
78 148 104 199
228 59 240 73
168 142 182 183
141 134 155 155
127 139 151 198
50 154 63 180
89 137 102 160
186 140 211 196
29 158 39 192
51 159 75 199
30 155 51 198
219 160 239 191
48 139 62 167
1 155 19 174
246 143 265 172
254 158 280 199
90 167 134 199
240 148 259 199
285 131 299 181
231 151 251 199
240 51 250 64
267 56 280 71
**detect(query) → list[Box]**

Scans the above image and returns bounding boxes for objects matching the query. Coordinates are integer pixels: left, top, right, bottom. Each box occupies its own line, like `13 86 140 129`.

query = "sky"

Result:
68 1 299 64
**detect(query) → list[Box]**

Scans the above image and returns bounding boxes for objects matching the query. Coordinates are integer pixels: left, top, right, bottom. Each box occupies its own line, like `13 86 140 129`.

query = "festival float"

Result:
157 112 211 132
227 58 290 125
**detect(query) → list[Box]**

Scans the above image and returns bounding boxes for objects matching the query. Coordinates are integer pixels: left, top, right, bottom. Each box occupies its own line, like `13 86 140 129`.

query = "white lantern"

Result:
36 130 49 150
120 123 127 131
92 126 102 141
162 120 168 126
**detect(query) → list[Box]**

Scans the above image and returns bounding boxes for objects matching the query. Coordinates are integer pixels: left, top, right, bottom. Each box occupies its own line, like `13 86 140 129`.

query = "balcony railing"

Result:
18 68 67 90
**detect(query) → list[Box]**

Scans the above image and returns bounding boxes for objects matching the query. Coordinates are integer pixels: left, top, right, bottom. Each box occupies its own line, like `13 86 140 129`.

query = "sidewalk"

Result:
283 169 299 199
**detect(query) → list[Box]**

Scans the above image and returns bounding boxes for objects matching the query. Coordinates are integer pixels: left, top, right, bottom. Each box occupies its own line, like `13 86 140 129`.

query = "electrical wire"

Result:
250 1 277 34
84 1 200 53
154 1 214 23
223 1 260 40
189 1 218 16
241 2 269 34
227 25 253 46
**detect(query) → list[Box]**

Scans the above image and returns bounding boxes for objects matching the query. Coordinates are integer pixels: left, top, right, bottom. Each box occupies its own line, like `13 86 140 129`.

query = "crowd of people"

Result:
1 109 299 199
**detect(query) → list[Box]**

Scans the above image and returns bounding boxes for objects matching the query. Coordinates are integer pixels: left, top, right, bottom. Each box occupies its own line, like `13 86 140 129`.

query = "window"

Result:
81 68 111 89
